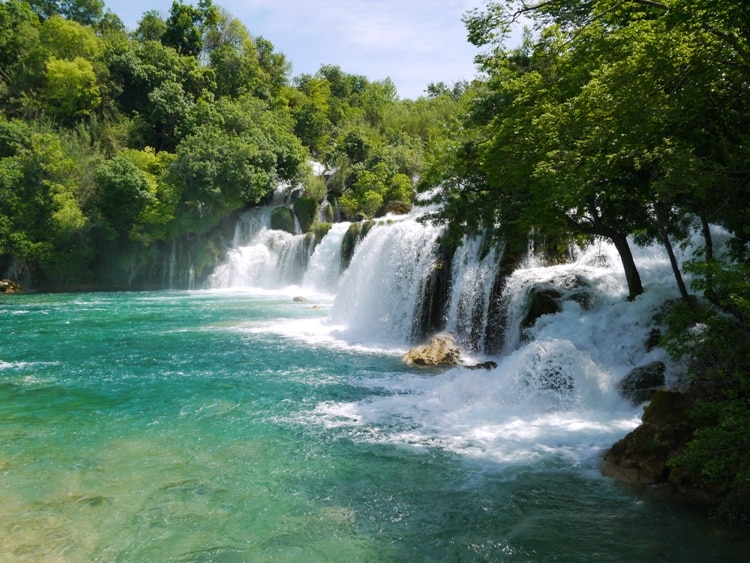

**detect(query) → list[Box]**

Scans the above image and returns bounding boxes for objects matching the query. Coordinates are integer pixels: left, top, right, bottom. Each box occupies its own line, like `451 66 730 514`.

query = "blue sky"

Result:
103 0 488 99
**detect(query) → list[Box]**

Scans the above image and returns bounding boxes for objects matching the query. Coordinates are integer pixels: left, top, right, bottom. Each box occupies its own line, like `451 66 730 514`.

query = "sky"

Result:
102 0 489 99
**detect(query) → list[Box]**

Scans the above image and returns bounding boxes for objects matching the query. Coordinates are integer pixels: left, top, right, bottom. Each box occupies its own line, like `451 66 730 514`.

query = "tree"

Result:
94 154 153 239
134 10 167 42
172 96 306 232
162 0 217 57
43 56 101 121
27 0 104 25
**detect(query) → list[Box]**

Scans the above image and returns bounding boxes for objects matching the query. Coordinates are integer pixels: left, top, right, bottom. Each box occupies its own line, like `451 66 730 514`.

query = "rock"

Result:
292 296 308 303
602 390 694 485
0 279 23 293
521 275 595 330
521 287 562 328
270 206 296 234
466 361 498 371
293 196 318 233
619 361 666 404
402 333 461 367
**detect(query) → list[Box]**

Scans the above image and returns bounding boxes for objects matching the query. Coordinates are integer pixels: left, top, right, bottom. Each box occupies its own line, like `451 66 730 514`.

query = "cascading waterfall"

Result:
302 221 351 293
328 218 444 345
444 235 502 352
205 207 313 290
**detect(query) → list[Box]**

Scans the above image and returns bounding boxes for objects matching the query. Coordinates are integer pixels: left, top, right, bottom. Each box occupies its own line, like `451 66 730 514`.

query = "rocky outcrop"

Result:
293 196 318 233
618 361 666 404
402 333 461 367
602 390 696 487
0 279 23 293
521 274 595 330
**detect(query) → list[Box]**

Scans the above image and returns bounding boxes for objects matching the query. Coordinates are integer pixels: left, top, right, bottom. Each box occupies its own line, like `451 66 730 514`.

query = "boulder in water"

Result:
466 360 498 371
270 206 296 234
618 361 666 404
402 333 461 367
602 390 695 486
521 274 596 330
292 296 308 303
0 279 23 293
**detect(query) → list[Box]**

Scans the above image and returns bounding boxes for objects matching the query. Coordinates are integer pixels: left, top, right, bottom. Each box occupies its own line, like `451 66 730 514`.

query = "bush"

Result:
664 262 750 521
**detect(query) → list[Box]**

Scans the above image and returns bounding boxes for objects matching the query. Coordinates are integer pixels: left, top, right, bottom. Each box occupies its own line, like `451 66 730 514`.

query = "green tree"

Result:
94 154 153 239
43 56 101 121
172 96 306 232
162 0 217 57
27 0 104 25
39 13 103 60
134 10 166 42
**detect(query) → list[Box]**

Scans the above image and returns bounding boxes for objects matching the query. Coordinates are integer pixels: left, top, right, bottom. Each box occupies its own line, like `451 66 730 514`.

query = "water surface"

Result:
1 291 747 561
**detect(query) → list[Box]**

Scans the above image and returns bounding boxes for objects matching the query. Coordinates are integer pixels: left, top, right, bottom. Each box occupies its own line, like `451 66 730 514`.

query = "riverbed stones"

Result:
402 333 461 367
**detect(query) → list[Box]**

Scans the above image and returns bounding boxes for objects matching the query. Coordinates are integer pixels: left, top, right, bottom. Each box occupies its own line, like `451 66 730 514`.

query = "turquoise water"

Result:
1 291 748 561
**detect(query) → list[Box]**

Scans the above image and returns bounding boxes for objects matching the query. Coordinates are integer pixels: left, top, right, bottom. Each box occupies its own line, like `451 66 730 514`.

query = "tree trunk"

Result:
578 204 644 301
609 230 644 301
659 225 690 302
652 203 690 302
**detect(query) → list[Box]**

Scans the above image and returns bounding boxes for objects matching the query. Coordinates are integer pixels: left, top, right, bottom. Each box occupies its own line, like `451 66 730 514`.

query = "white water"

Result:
302 221 351 292
203 205 716 466
328 218 443 345
444 235 501 351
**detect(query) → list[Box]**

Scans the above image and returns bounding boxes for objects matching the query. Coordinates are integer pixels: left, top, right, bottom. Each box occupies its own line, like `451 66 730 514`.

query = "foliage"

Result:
43 56 101 121
663 260 750 519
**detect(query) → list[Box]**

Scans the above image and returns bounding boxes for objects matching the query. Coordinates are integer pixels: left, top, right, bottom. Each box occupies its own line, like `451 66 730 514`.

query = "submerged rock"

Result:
0 279 23 293
292 296 308 303
402 333 461 367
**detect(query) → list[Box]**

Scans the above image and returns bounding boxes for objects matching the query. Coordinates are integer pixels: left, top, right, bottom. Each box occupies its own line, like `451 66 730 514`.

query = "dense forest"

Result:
1 0 749 519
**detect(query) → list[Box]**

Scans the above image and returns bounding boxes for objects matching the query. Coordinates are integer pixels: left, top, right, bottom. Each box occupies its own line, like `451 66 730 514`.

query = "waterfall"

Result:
328 218 443 345
204 201 697 366
168 240 176 289
302 222 351 293
444 236 502 352
205 206 312 290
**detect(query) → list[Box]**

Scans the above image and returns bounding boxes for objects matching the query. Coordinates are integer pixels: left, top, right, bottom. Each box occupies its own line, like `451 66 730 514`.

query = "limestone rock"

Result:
521 274 595 330
0 279 23 293
466 361 498 371
402 333 461 367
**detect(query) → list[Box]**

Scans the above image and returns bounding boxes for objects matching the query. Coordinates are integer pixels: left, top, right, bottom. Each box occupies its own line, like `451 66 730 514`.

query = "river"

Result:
1 211 748 560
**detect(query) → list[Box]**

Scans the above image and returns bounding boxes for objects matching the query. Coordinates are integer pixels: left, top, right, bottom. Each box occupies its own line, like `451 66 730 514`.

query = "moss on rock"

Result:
293 196 318 233
270 207 296 234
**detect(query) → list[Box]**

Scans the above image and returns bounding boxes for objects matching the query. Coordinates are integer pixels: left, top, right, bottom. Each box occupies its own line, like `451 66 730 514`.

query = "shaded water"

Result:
2 290 748 561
